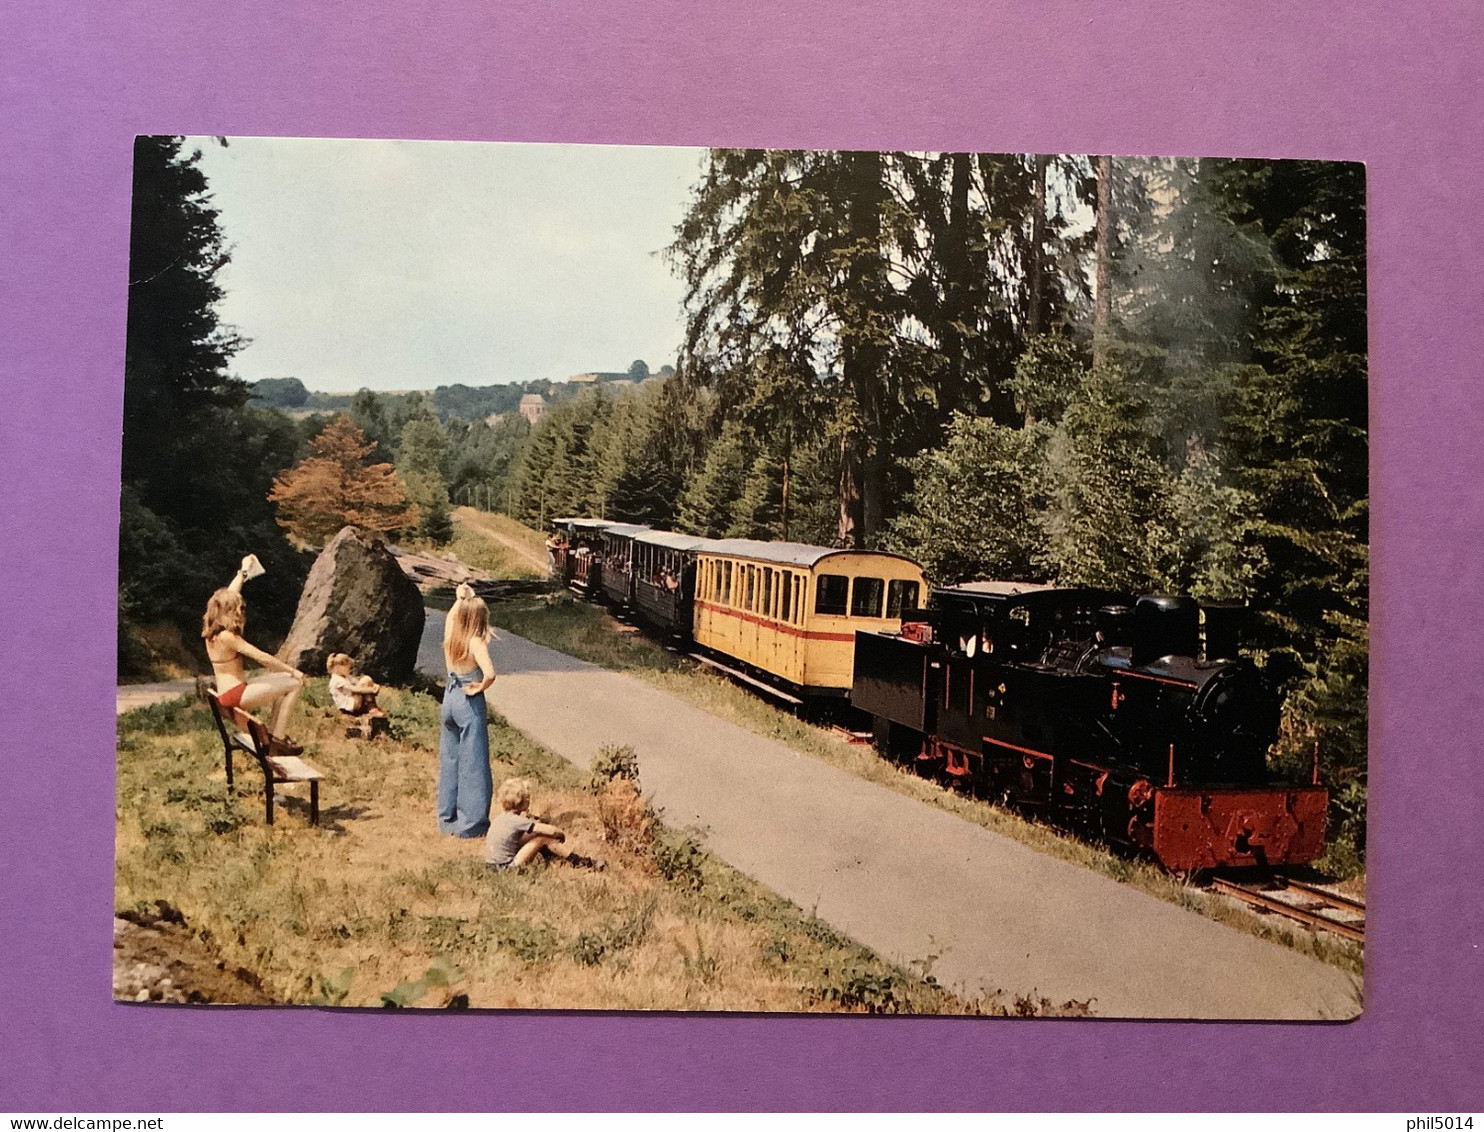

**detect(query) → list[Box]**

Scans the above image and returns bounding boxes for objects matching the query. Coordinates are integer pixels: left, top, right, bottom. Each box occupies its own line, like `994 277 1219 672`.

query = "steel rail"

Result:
1210 877 1365 944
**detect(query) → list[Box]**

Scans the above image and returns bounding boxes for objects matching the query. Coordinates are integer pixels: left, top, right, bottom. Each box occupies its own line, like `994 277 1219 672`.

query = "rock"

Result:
278 527 426 684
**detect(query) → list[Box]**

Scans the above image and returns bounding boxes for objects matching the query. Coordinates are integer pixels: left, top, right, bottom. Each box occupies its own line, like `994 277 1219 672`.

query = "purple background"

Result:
2 0 1480 1112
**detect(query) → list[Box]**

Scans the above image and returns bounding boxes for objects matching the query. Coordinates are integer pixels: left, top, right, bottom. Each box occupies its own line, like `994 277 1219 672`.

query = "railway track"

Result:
1209 875 1365 944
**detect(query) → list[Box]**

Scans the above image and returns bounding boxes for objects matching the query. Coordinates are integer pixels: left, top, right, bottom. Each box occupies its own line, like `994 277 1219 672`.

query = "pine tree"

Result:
676 422 748 536
1036 365 1177 591
727 452 787 540
119 136 308 671
268 416 418 545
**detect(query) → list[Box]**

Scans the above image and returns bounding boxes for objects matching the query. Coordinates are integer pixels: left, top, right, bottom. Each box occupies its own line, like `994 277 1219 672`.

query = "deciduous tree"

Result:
268 416 418 545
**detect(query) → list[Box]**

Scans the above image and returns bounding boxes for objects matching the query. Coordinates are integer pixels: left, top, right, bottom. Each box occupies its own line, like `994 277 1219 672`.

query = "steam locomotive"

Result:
548 518 1326 871
852 582 1327 870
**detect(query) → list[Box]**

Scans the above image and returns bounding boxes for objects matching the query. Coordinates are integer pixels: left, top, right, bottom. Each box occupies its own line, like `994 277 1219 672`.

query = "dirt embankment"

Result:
114 901 273 1005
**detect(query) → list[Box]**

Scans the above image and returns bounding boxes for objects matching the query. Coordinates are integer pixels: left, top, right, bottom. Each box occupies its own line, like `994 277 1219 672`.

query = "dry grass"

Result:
114 684 1082 1013
487 592 1364 977
449 508 546 580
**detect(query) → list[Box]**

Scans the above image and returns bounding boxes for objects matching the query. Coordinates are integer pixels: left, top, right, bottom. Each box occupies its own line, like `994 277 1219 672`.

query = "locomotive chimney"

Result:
1132 595 1200 667
1200 601 1247 661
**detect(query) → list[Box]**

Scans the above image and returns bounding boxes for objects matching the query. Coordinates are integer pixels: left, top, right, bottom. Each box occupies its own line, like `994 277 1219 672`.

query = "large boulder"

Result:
277 527 425 684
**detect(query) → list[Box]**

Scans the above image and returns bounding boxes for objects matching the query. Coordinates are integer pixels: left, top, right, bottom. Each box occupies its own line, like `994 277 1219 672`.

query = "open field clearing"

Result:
116 683 1081 1013
478 578 1362 977
449 507 547 578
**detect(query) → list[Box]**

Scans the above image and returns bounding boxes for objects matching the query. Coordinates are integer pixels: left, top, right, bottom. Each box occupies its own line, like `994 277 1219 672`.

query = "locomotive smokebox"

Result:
1097 604 1135 646
1200 601 1247 661
1132 595 1201 666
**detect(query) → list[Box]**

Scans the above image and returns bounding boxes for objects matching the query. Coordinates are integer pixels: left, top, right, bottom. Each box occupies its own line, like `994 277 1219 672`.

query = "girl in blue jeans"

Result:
437 584 496 837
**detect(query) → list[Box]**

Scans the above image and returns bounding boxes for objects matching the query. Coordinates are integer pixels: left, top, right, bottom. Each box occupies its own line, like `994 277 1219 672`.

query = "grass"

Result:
114 684 1083 1013
447 507 546 580
484 590 1364 978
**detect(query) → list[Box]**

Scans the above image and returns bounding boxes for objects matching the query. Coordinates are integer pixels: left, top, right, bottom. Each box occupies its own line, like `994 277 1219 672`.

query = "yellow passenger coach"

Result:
692 539 927 699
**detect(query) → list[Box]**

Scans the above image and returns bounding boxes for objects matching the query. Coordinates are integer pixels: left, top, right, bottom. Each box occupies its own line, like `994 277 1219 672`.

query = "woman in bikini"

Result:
203 558 306 740
437 583 497 838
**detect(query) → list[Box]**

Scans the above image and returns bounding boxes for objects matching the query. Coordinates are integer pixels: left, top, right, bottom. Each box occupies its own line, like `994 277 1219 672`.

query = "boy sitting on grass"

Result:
484 777 604 872
326 652 387 738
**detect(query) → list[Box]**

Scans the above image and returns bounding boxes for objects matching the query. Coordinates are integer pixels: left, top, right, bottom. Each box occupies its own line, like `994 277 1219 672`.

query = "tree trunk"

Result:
938 152 973 428
837 436 860 547
1093 154 1113 368
838 149 889 548
780 447 791 542
1029 154 1048 339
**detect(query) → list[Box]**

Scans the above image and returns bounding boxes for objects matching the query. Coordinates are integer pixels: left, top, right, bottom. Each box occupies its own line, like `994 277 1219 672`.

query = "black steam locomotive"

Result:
852 582 1327 870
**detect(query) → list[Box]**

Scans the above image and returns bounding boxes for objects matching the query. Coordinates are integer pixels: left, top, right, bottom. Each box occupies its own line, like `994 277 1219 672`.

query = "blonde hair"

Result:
326 653 353 676
496 777 531 813
443 583 491 669
201 588 245 640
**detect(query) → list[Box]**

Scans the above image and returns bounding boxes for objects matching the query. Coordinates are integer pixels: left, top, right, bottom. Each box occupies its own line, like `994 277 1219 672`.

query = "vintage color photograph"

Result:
115 136 1367 1019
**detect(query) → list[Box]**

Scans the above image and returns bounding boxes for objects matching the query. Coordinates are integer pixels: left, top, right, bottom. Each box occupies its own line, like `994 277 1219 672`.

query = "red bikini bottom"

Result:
216 682 247 709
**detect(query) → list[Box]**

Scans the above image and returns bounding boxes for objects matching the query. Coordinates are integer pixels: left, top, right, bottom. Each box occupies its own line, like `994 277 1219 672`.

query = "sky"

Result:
191 137 707 392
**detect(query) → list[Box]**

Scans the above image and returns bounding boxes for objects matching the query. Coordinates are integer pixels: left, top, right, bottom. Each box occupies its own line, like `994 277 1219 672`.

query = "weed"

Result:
587 743 640 793
812 966 902 1013
490 917 562 964
676 930 720 983
761 938 791 965
596 777 655 851
380 956 466 1009
652 828 707 891
570 933 608 966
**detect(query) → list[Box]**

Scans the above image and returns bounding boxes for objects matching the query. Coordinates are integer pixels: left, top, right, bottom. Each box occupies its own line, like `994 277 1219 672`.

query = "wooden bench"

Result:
205 691 325 826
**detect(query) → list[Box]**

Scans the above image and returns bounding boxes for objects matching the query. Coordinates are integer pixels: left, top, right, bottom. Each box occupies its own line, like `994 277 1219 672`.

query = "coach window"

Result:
815 574 849 617
744 565 754 611
780 572 792 624
851 576 885 619
722 561 732 604
887 579 921 619
762 568 774 619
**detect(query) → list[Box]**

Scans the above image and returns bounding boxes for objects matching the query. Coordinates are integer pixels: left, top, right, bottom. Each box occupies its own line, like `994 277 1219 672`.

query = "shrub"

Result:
587 743 640 793
597 778 655 851
652 829 707 891
812 966 902 1013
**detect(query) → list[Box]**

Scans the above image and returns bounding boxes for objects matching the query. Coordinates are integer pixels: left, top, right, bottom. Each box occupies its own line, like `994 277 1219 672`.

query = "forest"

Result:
119 140 1367 869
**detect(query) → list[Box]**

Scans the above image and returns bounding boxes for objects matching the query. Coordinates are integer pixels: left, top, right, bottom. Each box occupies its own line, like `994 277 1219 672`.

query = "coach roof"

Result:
599 523 651 539
698 538 921 570
633 530 715 552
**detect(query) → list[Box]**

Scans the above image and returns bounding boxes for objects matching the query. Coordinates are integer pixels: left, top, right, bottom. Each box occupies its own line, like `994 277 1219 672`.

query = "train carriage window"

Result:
850 576 885 619
815 574 849 616
763 568 774 619
781 572 792 624
722 561 732 604
886 579 921 619
745 565 756 611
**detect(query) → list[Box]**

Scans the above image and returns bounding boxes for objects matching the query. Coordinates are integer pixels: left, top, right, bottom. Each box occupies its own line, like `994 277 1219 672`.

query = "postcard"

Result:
114 136 1367 1020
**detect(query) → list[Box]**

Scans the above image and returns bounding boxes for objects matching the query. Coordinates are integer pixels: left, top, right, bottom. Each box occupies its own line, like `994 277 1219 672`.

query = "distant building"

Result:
567 372 600 385
518 393 548 425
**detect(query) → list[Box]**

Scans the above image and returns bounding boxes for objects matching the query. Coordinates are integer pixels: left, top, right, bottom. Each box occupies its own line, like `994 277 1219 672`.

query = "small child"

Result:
326 652 387 737
484 777 604 871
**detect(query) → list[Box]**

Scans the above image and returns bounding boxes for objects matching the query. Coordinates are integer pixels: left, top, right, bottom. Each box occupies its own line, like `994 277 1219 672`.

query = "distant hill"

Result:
248 364 675 421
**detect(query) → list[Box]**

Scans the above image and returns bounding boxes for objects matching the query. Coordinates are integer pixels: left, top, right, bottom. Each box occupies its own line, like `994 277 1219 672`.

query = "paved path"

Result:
419 612 1362 1019
117 679 197 715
